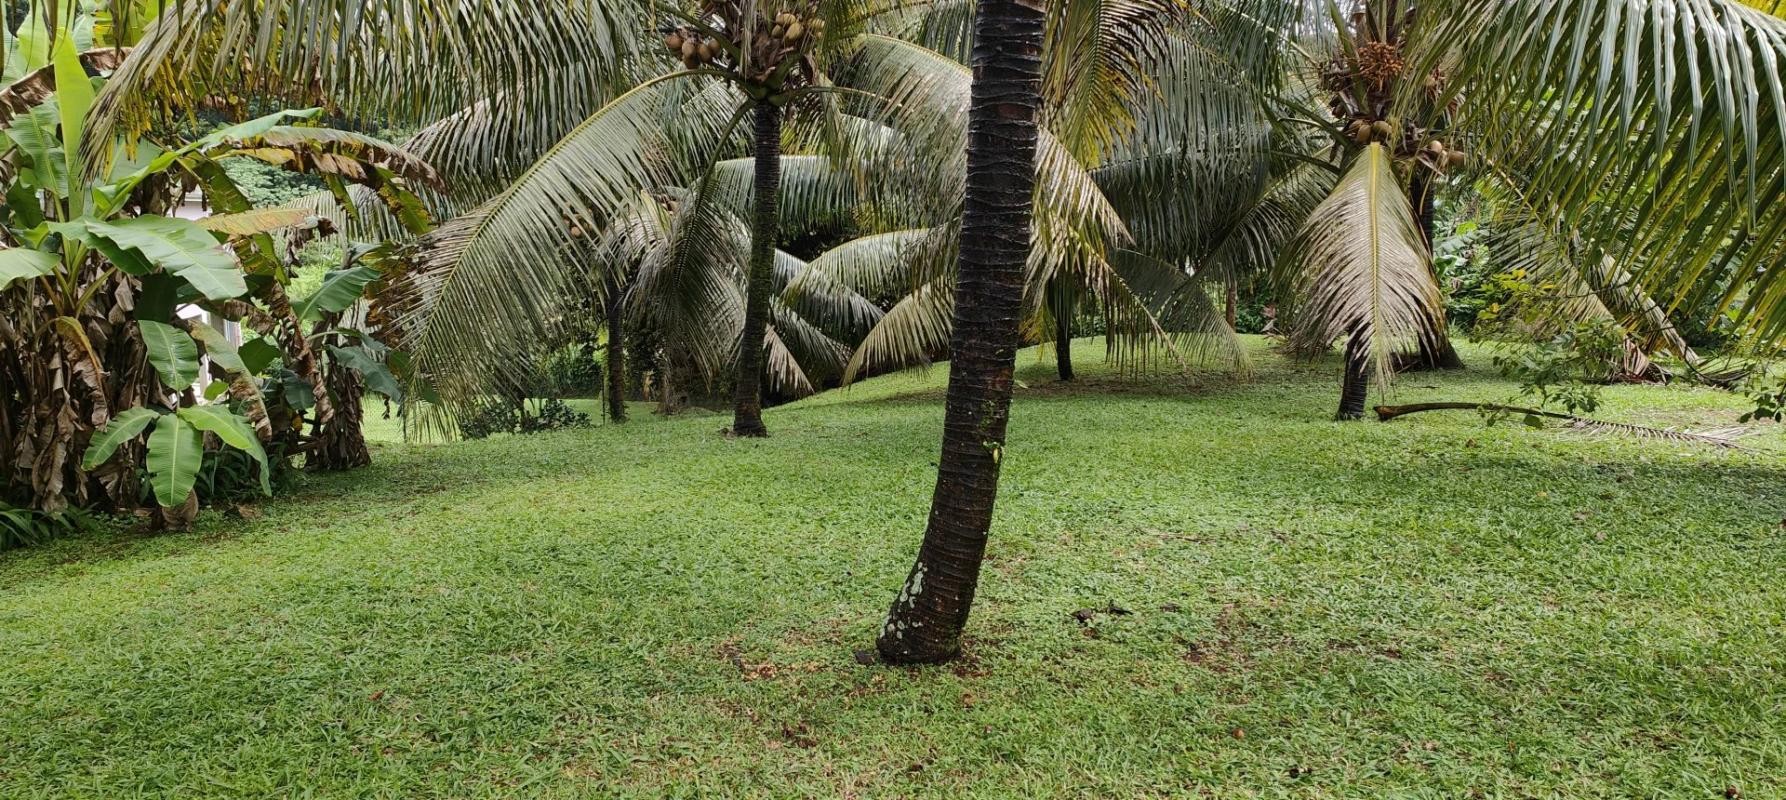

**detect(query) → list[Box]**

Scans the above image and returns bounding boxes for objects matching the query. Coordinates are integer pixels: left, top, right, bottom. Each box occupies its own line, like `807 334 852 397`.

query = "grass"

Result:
3 337 1784 798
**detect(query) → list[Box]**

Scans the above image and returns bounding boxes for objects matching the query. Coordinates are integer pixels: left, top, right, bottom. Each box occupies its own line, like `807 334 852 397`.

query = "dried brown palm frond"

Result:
1287 142 1442 395
1376 402 1753 449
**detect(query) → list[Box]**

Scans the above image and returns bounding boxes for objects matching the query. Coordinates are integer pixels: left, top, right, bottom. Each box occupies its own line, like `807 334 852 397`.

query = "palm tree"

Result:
603 270 631 423
788 5 1290 388
1273 0 1786 417
875 0 1047 665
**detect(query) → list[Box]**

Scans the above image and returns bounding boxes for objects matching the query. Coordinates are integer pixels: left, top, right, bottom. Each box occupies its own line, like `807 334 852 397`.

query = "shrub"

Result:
0 503 100 552
459 398 591 440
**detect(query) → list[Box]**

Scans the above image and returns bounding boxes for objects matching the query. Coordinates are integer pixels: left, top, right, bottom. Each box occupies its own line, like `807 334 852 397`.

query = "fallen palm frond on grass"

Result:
1374 402 1752 448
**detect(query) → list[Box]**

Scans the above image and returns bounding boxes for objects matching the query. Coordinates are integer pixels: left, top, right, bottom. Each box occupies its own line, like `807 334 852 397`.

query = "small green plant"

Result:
1491 319 1626 424
458 398 591 440
0 502 100 551
1739 370 1786 423
542 342 603 398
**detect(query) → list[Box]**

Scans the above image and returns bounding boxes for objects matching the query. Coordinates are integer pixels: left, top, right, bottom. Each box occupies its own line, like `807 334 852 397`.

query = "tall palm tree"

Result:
875 0 1047 666
79 0 876 438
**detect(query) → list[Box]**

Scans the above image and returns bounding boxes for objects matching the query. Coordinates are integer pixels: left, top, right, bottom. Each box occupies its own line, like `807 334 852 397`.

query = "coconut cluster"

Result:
662 2 825 91
1322 39 1466 174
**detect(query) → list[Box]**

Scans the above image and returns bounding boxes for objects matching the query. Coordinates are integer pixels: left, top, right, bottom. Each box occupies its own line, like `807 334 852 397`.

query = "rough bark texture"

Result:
877 0 1046 665
1338 325 1370 421
1407 169 1465 371
605 279 629 424
730 102 782 438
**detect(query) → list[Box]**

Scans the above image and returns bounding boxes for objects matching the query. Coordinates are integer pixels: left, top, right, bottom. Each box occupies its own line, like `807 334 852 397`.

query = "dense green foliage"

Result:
2 339 1780 797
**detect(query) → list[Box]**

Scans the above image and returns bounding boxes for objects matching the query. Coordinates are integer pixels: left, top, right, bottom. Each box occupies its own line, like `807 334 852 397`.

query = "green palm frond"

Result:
384 76 746 426
1484 181 1701 366
1415 0 1786 345
1040 0 1186 162
842 274 953 382
83 0 643 177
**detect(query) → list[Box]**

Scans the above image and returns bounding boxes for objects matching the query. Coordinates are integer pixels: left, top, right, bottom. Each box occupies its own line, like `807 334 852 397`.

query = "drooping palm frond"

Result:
1040 0 1187 163
1376 402 1753 448
1108 248 1252 371
384 75 746 421
81 0 645 178
823 34 1231 376
1483 179 1703 368
1413 0 1786 347
704 154 859 240
1288 142 1441 390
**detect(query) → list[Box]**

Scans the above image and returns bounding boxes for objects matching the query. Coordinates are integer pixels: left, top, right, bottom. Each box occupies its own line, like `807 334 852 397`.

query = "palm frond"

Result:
83 0 642 177
1415 0 1786 345
1288 142 1441 390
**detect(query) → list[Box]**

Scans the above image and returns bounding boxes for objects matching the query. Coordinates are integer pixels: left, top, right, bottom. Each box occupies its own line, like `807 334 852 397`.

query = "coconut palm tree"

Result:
874 0 1048 665
1274 0 1786 417
788 2 1306 389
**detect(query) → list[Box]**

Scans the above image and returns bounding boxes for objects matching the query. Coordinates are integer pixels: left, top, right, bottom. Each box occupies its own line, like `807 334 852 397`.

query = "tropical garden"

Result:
3 0 1786 795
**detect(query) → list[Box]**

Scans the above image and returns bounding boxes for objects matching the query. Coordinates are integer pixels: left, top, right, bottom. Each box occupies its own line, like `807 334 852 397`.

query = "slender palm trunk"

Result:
605 278 628 424
1224 278 1239 330
1055 317 1074 382
1338 323 1369 421
731 102 781 438
1408 169 1464 371
1052 283 1075 382
877 0 1046 665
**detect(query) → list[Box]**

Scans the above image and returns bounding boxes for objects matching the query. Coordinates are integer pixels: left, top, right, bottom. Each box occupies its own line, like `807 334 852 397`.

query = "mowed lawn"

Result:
3 338 1784 798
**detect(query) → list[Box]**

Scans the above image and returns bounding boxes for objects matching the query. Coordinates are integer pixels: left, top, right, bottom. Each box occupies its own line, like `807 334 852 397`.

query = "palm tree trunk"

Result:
877 0 1046 665
605 277 628 424
1408 169 1464 370
730 102 781 438
1055 316 1074 381
1052 284 1075 382
1225 278 1238 331
1338 324 1370 421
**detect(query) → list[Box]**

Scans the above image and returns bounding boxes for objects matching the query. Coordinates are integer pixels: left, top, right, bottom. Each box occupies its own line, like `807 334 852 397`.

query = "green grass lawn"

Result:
4 338 1784 798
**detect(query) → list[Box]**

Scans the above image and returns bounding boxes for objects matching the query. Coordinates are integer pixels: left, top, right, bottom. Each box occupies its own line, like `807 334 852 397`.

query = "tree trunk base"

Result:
730 417 769 438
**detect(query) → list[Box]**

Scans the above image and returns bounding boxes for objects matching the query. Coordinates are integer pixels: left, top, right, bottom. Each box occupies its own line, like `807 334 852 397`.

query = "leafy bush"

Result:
1433 220 1507 332
1492 319 1627 417
543 343 603 398
1739 371 1786 423
458 398 591 440
0 503 99 552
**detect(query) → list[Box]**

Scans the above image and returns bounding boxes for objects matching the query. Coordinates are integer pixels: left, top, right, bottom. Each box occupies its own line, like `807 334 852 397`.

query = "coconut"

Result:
665 33 683 52
1447 150 1469 168
681 39 698 58
1371 120 1394 140
784 21 804 42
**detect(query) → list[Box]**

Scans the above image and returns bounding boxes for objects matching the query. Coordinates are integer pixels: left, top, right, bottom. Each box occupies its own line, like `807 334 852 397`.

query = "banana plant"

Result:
0 17 438 519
